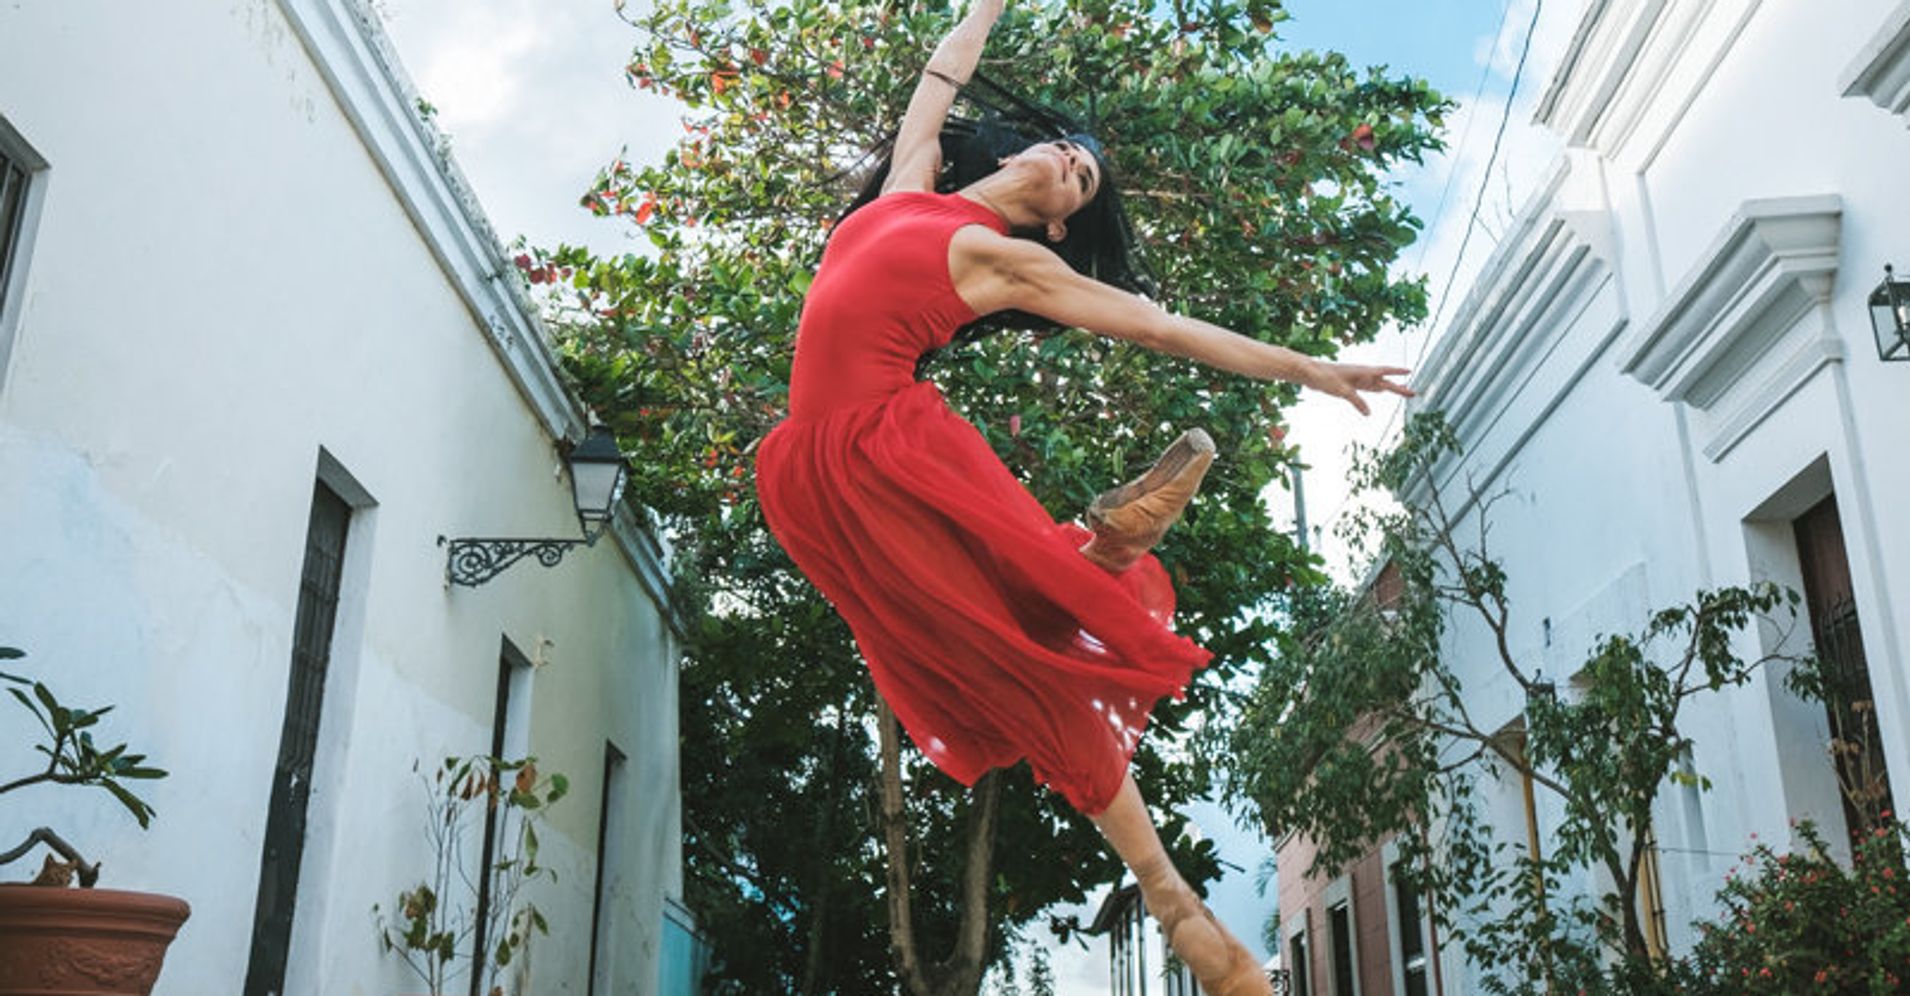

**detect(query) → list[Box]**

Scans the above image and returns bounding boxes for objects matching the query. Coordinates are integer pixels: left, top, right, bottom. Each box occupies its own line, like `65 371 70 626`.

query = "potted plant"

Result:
0 643 188 996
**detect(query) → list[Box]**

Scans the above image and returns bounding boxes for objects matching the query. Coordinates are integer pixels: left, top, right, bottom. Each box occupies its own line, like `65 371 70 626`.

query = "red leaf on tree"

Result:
826 59 843 79
750 47 767 66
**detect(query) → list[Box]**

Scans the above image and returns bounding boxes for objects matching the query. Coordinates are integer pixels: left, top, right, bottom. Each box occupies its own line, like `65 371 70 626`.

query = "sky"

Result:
376 0 1581 989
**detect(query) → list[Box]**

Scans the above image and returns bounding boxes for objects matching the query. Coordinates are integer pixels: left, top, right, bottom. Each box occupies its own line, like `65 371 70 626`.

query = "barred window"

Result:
0 115 48 382
0 122 41 299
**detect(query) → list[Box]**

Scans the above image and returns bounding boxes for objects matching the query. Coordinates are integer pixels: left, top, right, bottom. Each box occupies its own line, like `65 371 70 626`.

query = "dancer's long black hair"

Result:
837 72 1155 345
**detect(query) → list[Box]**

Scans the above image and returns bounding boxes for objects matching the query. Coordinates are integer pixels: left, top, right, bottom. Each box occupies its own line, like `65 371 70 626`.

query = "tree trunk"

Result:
877 701 1003 996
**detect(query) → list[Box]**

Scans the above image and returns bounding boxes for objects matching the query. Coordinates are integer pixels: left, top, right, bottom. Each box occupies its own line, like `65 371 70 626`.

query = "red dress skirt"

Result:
755 191 1211 814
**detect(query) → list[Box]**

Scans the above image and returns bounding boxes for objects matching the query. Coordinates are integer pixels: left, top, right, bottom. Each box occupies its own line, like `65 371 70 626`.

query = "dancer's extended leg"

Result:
1089 773 1271 996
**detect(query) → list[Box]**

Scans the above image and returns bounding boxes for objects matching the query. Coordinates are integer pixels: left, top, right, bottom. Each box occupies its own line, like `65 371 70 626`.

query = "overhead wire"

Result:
1297 0 1545 552
1380 0 1548 444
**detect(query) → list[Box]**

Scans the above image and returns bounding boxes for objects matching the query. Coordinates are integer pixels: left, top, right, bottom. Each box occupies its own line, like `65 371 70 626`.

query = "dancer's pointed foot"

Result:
1080 428 1217 572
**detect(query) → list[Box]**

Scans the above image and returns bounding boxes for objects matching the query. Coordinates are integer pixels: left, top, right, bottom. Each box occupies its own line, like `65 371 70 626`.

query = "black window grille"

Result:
1794 496 1897 837
1392 861 1429 996
245 481 352 995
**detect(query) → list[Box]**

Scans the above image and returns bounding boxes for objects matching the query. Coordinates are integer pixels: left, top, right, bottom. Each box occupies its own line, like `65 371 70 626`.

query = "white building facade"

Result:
0 1 689 993
1401 0 1910 987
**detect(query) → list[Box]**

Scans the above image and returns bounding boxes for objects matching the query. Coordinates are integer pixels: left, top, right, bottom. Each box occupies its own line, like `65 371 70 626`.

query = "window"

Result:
1390 861 1429 996
1327 900 1357 996
1288 920 1313 996
1794 495 1896 834
0 114 48 389
472 641 534 994
588 741 628 995
246 481 354 995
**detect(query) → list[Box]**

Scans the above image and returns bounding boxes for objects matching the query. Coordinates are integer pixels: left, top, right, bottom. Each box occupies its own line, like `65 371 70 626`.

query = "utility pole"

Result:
1290 464 1309 553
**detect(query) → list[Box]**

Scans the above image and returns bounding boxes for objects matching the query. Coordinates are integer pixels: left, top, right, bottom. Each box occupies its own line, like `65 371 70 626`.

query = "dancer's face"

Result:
1004 139 1103 237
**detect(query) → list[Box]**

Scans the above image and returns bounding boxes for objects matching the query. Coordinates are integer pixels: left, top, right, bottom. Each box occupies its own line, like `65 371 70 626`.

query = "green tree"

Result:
1227 413 1806 993
528 1 1447 990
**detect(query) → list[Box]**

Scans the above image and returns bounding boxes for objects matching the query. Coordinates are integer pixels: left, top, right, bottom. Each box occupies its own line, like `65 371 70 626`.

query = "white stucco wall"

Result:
0 2 682 993
1411 0 1910 986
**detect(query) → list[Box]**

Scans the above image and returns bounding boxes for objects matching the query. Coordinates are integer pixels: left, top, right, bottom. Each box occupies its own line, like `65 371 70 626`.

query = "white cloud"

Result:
379 0 680 256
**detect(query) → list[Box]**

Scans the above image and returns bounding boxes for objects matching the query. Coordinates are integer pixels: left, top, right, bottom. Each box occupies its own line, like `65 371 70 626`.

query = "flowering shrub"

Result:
1674 819 1910 994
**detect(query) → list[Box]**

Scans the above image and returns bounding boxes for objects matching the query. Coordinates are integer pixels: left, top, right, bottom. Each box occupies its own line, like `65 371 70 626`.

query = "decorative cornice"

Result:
1414 162 1610 441
1535 0 1670 147
1535 0 1761 159
274 0 676 620
1620 196 1842 407
1841 2 1910 118
1403 158 1631 510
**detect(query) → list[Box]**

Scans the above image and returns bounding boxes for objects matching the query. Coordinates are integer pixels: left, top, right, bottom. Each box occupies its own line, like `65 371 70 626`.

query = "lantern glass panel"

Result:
570 460 625 525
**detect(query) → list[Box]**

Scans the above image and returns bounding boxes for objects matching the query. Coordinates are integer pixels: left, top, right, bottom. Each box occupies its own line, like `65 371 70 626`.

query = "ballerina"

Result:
754 1 1411 991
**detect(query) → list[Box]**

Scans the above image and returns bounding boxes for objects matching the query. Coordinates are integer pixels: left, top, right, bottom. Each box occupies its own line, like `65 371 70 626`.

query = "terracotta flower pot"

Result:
0 884 190 995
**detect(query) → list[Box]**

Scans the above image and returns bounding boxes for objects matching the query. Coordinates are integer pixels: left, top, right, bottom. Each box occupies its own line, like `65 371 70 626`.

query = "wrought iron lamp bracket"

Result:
440 528 604 587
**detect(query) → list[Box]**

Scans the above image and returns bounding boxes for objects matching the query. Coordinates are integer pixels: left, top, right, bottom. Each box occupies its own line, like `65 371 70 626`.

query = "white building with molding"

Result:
1277 0 1910 991
0 1 693 993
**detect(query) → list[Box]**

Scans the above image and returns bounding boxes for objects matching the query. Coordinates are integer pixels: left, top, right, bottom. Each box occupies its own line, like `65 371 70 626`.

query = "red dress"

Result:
755 191 1212 814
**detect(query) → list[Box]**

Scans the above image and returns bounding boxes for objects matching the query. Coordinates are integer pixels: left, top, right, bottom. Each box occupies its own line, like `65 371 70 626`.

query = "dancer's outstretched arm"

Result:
884 0 1005 195
950 229 1413 414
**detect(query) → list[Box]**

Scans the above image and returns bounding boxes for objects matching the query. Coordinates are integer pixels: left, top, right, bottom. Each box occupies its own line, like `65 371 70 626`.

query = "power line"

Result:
1407 0 1518 276
1412 0 1547 372
1380 0 1547 446
1299 0 1547 553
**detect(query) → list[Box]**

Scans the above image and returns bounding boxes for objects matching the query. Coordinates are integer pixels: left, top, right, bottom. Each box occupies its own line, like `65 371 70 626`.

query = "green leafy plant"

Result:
1669 818 1910 994
0 644 168 830
374 754 569 996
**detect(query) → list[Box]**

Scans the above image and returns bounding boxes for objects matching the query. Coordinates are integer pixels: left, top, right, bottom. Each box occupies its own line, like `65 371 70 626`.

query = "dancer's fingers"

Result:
1346 392 1370 416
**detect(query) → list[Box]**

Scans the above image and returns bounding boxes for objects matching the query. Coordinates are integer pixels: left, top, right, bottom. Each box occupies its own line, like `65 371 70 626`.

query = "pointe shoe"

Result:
1080 429 1217 572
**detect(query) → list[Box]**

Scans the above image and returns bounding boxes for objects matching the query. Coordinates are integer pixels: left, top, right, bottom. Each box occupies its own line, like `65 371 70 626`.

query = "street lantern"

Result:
1870 264 1910 362
567 425 629 537
441 424 631 586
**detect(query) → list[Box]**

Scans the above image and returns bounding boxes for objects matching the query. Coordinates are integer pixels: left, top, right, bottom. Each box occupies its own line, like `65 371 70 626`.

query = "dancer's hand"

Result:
1306 360 1415 415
